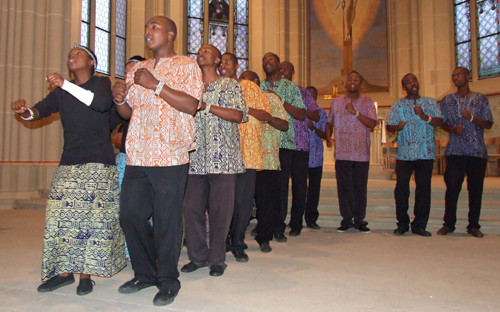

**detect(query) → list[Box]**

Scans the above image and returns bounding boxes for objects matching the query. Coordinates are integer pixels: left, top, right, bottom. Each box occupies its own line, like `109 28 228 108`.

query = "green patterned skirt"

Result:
41 163 126 281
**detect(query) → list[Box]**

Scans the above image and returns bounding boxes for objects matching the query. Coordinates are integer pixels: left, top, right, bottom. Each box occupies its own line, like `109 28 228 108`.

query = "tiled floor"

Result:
1 177 500 311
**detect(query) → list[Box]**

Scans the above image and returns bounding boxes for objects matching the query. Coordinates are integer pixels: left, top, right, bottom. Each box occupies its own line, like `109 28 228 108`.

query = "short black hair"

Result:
222 52 237 64
126 55 145 64
263 52 280 63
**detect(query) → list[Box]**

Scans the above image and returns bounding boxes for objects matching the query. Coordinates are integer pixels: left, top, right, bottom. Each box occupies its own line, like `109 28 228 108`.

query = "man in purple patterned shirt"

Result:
279 61 320 236
325 71 378 233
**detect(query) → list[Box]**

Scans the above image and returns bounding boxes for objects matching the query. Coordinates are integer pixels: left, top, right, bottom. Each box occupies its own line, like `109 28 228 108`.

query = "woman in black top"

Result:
12 46 126 296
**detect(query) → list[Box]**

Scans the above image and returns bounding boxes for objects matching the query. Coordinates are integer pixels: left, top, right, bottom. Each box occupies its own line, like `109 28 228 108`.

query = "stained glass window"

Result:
454 0 500 79
476 0 500 78
187 0 249 77
81 0 127 77
454 0 472 72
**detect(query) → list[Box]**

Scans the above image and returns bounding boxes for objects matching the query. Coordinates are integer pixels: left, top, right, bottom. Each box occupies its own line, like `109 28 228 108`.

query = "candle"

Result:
375 101 378 116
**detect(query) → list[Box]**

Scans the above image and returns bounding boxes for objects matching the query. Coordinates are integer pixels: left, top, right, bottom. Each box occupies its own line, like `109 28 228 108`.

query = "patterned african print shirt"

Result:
295 86 319 152
125 55 203 167
262 92 289 170
386 96 442 161
309 108 328 168
189 77 248 175
327 95 378 162
441 92 494 159
238 80 271 170
260 78 306 150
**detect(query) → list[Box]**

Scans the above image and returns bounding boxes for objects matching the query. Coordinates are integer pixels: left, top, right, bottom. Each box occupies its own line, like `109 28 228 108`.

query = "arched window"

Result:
454 0 500 79
81 0 127 78
187 0 249 77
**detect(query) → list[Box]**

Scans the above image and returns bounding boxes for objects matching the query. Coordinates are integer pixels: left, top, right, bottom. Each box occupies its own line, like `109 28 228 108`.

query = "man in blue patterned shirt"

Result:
386 73 443 237
437 67 494 238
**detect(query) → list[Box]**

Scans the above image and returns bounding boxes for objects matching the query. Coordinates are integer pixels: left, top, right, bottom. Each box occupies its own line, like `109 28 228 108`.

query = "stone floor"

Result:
1 176 500 311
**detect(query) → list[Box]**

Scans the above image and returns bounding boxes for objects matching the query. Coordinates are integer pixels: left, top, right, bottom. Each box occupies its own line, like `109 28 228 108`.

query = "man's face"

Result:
197 44 220 67
279 62 294 80
402 74 419 96
144 16 173 51
452 68 470 88
345 72 362 93
262 53 279 75
219 54 239 78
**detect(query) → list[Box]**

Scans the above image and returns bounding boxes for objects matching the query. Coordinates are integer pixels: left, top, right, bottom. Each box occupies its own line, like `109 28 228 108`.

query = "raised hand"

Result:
345 101 356 115
46 73 64 89
461 108 472 121
112 82 128 103
12 99 28 114
413 104 424 116
134 68 159 90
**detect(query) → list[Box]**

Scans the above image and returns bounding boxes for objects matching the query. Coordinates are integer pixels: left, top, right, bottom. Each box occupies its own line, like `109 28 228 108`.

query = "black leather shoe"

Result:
393 227 409 236
232 249 249 263
76 278 95 296
209 265 225 277
37 274 75 292
153 289 178 306
307 223 321 230
412 228 432 237
118 278 155 294
259 241 272 253
289 229 301 236
181 261 206 273
273 232 288 242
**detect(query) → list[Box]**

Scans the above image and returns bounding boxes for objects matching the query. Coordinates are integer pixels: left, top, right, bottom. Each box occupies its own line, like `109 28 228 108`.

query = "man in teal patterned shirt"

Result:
386 73 443 237
260 52 307 241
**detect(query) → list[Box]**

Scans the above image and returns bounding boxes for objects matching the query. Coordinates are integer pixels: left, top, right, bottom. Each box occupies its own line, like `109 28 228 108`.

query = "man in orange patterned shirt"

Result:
219 53 272 262
112 16 203 306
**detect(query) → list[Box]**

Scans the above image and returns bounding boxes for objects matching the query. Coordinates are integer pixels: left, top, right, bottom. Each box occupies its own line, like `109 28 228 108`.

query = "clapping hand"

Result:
46 73 64 89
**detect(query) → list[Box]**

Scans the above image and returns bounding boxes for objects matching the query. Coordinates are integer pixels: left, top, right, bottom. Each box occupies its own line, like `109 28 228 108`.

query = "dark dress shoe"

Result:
37 274 75 292
153 289 178 306
118 278 155 294
412 228 432 237
467 228 484 238
181 261 206 273
393 227 409 236
76 278 95 296
437 226 454 235
289 229 301 236
232 249 249 263
209 265 225 277
259 241 272 253
273 232 287 242
307 223 321 230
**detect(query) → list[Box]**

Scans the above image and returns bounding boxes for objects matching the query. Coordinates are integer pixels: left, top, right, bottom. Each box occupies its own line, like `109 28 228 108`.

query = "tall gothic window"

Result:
187 0 249 77
81 0 127 78
454 0 500 79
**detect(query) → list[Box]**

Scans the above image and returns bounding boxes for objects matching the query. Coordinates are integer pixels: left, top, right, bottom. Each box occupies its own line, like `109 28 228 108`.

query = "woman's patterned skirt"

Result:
41 163 126 281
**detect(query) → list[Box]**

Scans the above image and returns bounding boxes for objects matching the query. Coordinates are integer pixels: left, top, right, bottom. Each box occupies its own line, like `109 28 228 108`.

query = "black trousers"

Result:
183 174 237 269
394 159 433 231
230 169 256 252
254 170 280 244
444 155 487 230
305 166 323 226
277 149 309 233
120 164 187 292
335 160 369 227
